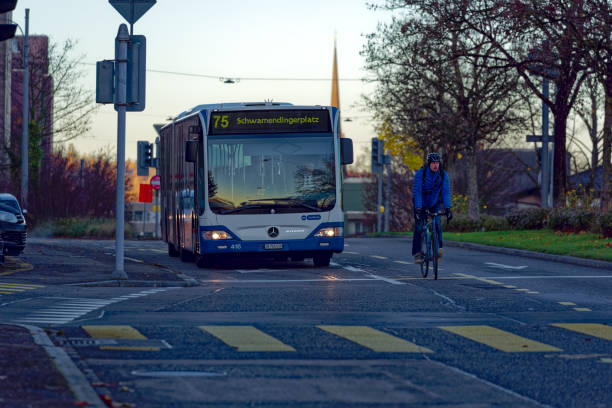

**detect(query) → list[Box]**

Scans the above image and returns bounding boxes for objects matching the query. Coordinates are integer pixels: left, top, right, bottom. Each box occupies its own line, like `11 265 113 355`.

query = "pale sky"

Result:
12 0 389 162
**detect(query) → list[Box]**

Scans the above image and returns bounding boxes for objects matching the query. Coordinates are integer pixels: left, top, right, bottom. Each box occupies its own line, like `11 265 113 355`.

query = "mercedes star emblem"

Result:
267 227 279 238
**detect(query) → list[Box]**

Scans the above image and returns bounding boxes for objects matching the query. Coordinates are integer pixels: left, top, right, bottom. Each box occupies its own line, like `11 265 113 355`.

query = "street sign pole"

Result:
113 24 129 280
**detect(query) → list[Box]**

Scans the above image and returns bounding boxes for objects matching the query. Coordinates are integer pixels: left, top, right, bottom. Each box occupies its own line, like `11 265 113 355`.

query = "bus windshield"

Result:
207 135 335 214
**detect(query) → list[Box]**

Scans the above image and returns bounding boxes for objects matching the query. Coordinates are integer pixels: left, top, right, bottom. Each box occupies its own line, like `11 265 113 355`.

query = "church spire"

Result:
331 37 340 109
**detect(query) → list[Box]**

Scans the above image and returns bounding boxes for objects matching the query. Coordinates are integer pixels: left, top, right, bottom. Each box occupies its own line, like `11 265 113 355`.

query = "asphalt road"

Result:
1 237 612 407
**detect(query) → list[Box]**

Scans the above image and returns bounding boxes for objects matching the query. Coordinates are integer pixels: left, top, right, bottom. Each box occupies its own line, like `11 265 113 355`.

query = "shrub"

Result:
481 214 510 231
445 214 481 232
30 217 137 239
599 212 612 238
506 208 550 230
548 209 597 233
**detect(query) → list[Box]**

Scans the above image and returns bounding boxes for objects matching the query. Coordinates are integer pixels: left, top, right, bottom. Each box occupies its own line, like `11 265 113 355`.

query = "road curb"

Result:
444 240 612 271
16 324 106 408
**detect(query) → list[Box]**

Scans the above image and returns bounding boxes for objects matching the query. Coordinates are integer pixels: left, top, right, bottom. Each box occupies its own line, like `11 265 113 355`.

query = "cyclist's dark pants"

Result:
412 213 443 256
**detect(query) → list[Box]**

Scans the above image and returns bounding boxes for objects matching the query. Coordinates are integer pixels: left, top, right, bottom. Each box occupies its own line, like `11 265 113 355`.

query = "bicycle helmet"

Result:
427 152 441 163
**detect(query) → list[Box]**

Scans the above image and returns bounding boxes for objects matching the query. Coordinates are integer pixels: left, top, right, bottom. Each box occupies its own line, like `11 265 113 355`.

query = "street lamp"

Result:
527 41 559 208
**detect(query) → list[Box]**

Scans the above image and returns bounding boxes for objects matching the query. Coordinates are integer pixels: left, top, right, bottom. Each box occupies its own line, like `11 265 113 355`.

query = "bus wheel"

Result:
180 248 194 262
196 254 215 268
313 253 332 267
168 243 180 257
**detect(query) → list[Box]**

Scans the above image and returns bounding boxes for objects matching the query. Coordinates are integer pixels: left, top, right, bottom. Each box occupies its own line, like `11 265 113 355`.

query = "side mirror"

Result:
340 138 353 165
185 140 198 163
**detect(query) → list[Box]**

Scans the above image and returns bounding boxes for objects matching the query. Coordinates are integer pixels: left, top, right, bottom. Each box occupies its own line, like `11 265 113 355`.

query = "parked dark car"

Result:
0 193 27 256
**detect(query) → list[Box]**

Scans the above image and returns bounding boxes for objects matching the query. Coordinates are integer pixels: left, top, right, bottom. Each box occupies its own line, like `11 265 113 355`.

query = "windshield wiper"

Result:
247 197 324 212
219 204 275 214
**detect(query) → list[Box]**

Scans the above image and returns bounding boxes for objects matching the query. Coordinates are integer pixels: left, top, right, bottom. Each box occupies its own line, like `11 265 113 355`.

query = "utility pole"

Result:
384 156 391 232
19 8 29 209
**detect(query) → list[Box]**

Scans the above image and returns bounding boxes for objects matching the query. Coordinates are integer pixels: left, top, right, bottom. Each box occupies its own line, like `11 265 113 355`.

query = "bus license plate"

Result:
264 243 283 250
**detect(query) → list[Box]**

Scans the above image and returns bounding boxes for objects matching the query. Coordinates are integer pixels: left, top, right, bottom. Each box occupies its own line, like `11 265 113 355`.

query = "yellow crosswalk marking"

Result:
0 282 44 295
82 325 147 340
440 325 562 352
0 282 44 288
558 302 576 306
82 325 159 351
573 308 592 312
200 326 295 352
551 323 612 341
318 325 433 353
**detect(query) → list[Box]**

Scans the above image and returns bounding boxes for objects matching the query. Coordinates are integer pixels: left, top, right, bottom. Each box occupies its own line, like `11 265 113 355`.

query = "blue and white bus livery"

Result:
158 102 353 267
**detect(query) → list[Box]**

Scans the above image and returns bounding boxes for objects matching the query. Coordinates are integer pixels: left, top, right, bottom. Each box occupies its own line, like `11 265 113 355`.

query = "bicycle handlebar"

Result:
422 209 447 218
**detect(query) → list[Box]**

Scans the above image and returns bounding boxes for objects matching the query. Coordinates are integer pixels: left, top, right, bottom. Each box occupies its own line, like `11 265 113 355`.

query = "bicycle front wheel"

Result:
420 257 429 278
420 233 429 278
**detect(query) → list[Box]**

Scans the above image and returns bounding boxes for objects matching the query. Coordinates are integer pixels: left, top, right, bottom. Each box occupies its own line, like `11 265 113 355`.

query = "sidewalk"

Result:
0 324 103 407
0 239 191 407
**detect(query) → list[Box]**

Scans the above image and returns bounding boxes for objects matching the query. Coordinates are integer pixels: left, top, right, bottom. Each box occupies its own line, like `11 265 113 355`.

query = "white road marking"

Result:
14 289 172 325
199 278 376 283
343 265 364 272
343 251 359 255
394 260 412 265
366 274 405 285
485 262 527 270
370 255 388 260
125 257 144 263
235 269 277 274
485 275 612 279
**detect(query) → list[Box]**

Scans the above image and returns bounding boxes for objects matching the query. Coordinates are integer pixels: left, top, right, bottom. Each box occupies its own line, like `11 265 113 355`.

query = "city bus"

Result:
158 102 353 268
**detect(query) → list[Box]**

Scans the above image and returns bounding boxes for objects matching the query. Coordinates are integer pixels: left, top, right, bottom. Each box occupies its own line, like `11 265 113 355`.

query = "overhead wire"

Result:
81 62 373 82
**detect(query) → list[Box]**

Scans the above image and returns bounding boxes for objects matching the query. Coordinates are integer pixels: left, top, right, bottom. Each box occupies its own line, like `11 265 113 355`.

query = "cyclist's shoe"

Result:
414 253 424 264
438 248 444 260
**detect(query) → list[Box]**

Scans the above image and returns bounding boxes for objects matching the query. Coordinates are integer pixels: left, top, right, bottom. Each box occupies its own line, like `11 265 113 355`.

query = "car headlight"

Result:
0 212 17 223
314 227 343 238
202 230 233 240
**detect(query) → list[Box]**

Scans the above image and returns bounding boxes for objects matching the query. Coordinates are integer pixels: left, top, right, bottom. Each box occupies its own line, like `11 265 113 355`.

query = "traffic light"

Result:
0 0 17 42
371 138 379 165
137 140 152 176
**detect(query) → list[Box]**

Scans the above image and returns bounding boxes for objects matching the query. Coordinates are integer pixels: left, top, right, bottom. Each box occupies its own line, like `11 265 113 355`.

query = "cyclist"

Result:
412 152 452 264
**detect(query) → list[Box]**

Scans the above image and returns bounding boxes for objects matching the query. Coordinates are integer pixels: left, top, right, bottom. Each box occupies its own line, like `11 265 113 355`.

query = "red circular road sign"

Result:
150 175 161 190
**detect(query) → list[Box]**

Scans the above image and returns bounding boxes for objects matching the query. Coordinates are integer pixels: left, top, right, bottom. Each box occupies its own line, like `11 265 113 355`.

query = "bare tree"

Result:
580 0 612 211
439 0 591 206
6 38 97 187
363 1 528 219
570 74 603 188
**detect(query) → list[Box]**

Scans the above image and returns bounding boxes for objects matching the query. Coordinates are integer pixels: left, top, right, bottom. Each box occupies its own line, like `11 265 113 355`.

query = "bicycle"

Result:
419 209 448 280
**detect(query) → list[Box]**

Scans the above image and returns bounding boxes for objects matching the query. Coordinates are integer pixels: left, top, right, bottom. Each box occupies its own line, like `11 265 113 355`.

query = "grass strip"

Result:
445 229 612 262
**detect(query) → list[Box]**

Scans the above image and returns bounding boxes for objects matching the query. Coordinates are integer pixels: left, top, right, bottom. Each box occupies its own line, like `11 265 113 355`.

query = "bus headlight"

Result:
203 230 233 240
314 227 343 238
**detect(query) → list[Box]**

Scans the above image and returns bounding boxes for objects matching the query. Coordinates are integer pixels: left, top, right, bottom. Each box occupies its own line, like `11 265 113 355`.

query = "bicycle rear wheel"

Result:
432 229 439 280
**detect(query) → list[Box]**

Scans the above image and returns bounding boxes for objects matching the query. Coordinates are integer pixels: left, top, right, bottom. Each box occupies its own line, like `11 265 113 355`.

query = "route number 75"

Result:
214 115 229 128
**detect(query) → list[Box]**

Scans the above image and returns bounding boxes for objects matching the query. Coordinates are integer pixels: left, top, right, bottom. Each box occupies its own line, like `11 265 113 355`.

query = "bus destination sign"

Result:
209 109 331 135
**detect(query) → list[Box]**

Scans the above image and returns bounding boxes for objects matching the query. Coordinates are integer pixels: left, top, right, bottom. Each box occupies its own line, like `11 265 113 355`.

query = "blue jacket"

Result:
413 167 451 210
